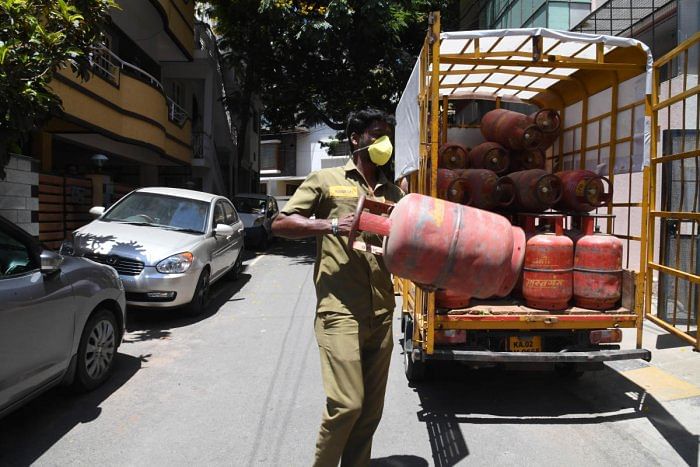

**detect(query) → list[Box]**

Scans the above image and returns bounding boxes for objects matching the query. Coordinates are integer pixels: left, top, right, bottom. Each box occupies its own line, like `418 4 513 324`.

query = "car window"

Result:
102 192 209 233
212 201 226 227
232 197 266 214
223 201 238 224
0 230 37 277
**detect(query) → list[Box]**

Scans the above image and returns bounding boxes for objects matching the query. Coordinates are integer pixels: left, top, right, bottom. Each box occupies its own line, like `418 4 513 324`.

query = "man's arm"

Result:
272 213 355 239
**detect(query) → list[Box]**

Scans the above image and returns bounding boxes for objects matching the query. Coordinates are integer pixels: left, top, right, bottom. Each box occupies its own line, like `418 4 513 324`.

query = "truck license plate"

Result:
508 336 542 352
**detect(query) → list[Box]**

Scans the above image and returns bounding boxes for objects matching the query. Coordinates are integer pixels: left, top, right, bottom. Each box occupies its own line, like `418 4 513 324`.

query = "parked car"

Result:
60 187 244 315
0 216 126 418
232 193 279 248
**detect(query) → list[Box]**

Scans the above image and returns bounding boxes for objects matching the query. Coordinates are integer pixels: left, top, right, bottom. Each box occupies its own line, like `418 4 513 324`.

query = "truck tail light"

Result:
590 329 622 344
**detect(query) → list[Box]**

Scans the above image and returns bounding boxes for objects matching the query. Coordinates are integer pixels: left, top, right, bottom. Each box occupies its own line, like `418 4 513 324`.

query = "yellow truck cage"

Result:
392 12 687 379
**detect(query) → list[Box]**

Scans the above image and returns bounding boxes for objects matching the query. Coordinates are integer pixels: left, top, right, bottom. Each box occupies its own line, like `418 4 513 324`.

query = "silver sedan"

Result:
61 187 245 315
0 215 126 418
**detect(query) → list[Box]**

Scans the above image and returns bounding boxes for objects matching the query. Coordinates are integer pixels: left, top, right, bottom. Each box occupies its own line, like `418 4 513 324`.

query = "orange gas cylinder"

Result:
467 142 510 174
439 143 469 170
522 228 573 310
436 169 468 203
555 170 612 213
503 169 562 212
349 194 526 300
574 227 623 310
480 109 543 150
454 169 515 210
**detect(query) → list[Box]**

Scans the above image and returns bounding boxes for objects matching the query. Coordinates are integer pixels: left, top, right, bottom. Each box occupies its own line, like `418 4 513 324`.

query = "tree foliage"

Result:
206 0 459 132
0 0 116 178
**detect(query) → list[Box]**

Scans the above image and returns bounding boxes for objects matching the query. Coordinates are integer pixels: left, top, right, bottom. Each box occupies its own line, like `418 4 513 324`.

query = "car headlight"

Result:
156 252 194 274
59 240 74 256
253 217 264 226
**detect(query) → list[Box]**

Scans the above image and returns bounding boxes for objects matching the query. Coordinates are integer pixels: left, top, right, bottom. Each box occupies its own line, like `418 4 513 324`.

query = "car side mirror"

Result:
89 206 105 218
214 224 234 237
40 250 63 275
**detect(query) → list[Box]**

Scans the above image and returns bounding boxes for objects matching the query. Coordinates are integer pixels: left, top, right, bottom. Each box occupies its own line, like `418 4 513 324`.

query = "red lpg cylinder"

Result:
480 109 544 150
349 194 526 300
508 148 546 172
439 143 469 170
530 109 562 150
503 169 563 212
522 230 574 310
436 169 469 203
467 142 510 174
436 288 472 309
555 170 612 213
454 169 516 210
574 229 623 310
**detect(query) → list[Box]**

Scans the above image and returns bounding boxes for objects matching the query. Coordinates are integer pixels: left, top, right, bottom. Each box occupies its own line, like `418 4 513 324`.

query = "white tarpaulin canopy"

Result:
395 28 653 181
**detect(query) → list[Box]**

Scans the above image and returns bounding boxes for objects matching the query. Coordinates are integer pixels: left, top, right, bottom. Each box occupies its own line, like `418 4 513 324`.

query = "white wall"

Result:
296 124 346 176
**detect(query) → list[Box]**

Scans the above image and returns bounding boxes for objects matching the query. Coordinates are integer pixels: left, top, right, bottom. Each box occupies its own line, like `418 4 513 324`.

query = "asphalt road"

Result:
0 238 697 466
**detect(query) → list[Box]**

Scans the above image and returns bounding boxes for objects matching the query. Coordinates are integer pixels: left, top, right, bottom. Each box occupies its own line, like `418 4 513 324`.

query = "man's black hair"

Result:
346 108 396 151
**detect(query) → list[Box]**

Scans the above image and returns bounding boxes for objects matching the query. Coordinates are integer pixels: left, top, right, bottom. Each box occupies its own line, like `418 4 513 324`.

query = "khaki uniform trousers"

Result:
312 311 393 467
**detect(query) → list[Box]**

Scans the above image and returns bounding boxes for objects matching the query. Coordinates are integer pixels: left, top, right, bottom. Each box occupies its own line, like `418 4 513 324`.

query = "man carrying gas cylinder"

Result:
272 108 403 467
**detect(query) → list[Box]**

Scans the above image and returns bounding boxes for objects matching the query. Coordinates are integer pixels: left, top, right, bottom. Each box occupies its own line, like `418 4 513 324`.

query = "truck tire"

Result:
403 317 426 382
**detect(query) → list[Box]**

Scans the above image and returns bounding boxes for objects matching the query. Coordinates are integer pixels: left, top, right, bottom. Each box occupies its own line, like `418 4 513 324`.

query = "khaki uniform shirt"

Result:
282 159 403 317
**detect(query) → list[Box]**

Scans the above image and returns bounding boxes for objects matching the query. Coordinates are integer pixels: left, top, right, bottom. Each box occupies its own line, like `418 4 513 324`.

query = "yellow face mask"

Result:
354 135 393 166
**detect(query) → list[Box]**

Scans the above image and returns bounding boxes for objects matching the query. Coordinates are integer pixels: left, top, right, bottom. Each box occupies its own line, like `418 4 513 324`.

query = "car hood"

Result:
72 220 203 266
238 212 265 228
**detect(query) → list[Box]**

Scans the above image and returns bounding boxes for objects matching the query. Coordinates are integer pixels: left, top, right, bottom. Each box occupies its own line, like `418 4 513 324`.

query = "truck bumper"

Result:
420 348 652 363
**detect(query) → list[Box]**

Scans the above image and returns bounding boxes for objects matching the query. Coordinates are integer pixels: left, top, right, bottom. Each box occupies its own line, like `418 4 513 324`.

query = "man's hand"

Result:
335 213 355 236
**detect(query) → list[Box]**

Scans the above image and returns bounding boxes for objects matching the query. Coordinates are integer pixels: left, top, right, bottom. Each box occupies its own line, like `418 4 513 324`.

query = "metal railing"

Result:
91 46 190 125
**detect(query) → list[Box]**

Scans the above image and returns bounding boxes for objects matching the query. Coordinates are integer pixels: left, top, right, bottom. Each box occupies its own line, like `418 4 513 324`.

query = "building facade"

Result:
260 125 349 209
460 0 593 30
0 1 259 247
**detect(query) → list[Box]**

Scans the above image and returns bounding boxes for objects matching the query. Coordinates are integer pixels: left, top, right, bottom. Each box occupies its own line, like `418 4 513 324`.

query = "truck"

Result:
390 12 700 381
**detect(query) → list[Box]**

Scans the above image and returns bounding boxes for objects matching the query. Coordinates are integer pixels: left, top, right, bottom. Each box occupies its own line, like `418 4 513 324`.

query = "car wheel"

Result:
258 234 268 250
228 253 243 280
73 309 118 392
187 268 210 316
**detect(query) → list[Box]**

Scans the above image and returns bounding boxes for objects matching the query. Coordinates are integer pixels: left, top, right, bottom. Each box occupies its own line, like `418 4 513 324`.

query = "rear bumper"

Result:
420 348 652 363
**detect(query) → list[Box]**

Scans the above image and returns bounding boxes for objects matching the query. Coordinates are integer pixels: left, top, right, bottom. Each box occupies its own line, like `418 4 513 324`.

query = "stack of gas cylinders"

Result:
431 107 622 312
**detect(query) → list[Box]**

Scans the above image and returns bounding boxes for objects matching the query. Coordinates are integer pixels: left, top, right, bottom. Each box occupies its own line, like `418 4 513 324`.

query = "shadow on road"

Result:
370 454 430 466
410 363 699 467
262 237 316 265
124 272 252 342
0 353 146 465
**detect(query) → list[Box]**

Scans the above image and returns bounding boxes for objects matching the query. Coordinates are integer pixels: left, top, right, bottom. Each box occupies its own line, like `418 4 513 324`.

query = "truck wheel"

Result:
402 318 426 382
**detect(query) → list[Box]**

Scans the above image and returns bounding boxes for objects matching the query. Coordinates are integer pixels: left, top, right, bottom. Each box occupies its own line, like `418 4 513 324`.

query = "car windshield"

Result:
233 197 266 214
103 192 210 233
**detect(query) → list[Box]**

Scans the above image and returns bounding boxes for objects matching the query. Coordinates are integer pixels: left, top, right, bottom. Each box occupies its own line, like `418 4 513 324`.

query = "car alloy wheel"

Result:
73 309 118 391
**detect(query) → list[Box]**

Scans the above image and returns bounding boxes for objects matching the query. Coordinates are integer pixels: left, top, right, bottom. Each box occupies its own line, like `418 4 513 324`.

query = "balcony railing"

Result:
91 46 190 125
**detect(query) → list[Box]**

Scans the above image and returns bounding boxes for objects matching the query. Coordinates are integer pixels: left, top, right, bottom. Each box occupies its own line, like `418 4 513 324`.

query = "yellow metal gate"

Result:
645 32 700 350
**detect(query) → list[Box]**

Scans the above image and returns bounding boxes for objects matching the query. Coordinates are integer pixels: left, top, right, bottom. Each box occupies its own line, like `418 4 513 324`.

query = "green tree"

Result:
0 0 117 179
206 0 458 135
